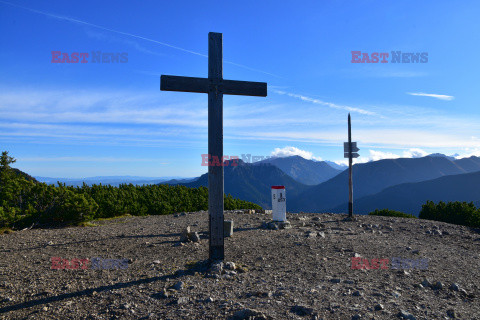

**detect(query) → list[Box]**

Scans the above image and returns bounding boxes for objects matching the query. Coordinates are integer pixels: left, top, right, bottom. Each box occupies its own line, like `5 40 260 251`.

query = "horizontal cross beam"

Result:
160 75 267 97
223 79 267 97
161 75 207 94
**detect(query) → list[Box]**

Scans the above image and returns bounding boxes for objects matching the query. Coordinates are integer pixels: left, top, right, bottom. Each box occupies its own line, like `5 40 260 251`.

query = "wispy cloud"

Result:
223 60 283 79
341 67 428 78
0 90 208 126
380 71 428 78
0 1 208 57
236 128 480 149
407 92 454 101
1 88 479 152
273 90 376 116
84 29 166 57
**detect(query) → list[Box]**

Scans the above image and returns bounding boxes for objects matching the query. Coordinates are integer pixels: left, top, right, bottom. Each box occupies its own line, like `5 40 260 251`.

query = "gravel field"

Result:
0 211 479 319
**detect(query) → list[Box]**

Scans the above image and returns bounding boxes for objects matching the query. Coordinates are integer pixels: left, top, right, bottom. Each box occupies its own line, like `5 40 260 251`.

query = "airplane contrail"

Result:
0 0 283 78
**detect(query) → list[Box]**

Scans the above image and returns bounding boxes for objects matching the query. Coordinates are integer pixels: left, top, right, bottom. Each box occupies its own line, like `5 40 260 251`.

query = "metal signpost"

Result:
344 113 359 219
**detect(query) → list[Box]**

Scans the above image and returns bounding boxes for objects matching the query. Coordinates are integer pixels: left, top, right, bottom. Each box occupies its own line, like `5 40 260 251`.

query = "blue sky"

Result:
1 0 479 178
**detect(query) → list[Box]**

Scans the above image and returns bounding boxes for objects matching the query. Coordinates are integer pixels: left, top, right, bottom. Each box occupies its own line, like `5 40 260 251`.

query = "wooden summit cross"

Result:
160 32 267 262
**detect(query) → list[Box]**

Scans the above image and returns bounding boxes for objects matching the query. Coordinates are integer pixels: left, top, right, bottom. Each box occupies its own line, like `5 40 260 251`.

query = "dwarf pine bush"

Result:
0 151 262 229
369 209 417 219
419 201 480 228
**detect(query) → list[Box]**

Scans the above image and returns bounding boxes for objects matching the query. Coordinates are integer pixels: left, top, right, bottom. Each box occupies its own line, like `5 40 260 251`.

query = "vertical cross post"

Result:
208 33 224 261
160 32 267 263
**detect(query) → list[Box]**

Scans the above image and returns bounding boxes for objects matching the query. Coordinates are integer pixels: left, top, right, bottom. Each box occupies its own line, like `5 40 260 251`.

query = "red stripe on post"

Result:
271 186 285 189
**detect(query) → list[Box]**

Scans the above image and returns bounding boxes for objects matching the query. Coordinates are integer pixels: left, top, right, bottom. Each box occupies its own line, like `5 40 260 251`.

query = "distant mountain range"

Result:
254 155 342 185
324 160 348 170
31 152 480 215
179 159 308 208
333 170 480 216
428 153 457 161
169 154 480 212
35 176 196 187
292 155 480 212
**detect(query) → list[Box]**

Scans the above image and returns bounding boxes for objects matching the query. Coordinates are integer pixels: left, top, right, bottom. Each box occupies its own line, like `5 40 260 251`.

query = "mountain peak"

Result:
253 155 341 185
427 153 456 161
324 160 348 170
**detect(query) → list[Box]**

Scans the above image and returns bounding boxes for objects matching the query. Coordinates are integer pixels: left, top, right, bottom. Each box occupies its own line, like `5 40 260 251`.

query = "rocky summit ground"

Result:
0 211 479 320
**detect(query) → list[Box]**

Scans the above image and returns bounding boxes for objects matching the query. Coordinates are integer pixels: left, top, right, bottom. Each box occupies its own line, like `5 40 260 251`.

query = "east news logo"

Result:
51 257 129 269
351 51 428 63
351 257 428 270
51 51 128 63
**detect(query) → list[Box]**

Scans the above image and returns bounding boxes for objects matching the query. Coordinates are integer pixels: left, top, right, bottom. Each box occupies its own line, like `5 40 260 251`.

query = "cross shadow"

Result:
1 225 264 253
2 220 270 256
0 233 181 253
0 275 166 313
0 260 211 314
232 227 260 232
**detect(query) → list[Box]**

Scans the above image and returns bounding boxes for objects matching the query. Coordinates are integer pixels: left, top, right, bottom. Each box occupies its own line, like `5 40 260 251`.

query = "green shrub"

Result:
419 201 480 228
369 209 417 219
0 206 19 228
0 151 263 229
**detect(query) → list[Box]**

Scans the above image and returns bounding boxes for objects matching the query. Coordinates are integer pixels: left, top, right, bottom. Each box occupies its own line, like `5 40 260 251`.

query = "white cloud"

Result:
343 148 429 164
273 90 376 116
454 148 480 159
367 150 401 161
270 146 322 161
402 148 428 158
407 92 454 101
331 160 349 167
